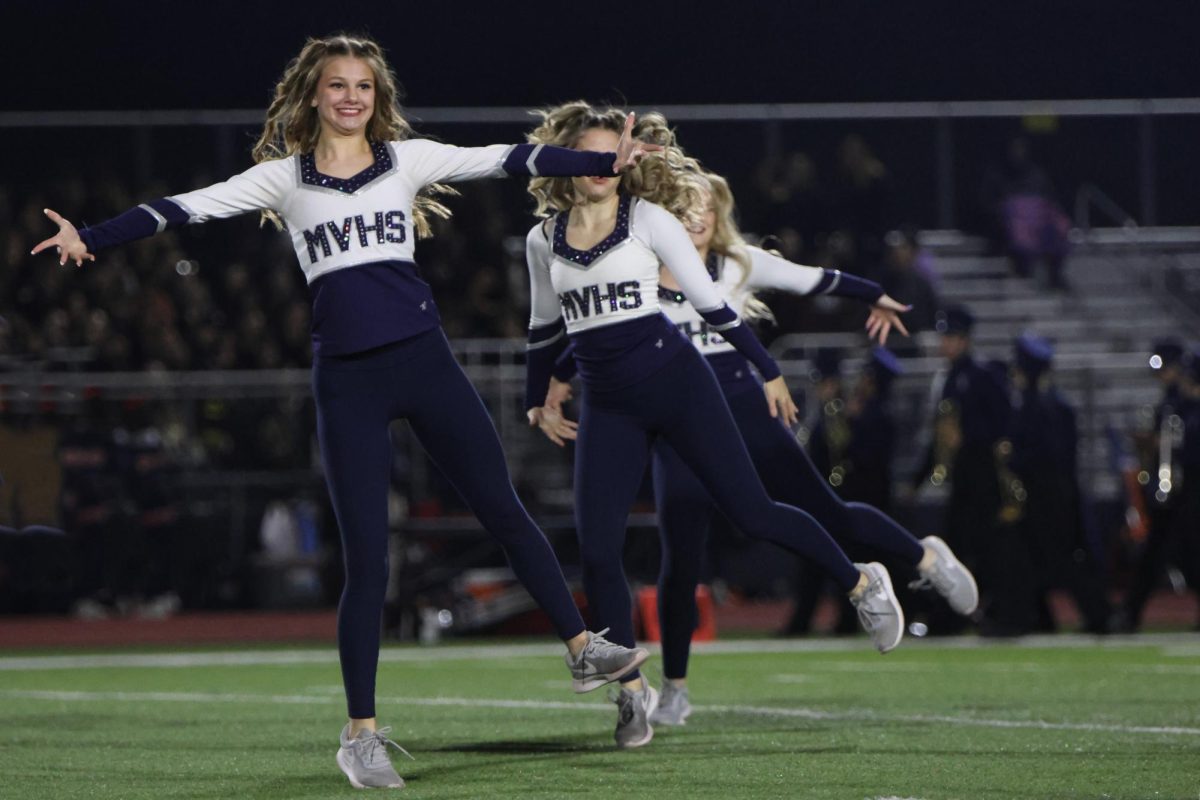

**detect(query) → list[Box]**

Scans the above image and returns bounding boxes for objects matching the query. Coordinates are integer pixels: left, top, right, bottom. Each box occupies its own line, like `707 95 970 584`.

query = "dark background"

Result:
5 1 1199 110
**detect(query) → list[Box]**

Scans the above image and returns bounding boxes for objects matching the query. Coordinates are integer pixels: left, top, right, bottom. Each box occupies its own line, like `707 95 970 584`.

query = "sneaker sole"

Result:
336 747 405 790
572 647 650 693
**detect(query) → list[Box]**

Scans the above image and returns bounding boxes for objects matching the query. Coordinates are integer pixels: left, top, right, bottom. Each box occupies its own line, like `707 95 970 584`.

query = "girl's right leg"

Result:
650 349 903 651
649 440 714 682
574 398 654 666
725 388 925 565
401 331 587 640
313 358 395 723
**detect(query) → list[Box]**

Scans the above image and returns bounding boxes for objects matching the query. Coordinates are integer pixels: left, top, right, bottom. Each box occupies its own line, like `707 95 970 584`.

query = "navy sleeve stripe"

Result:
814 269 884 302
502 143 616 177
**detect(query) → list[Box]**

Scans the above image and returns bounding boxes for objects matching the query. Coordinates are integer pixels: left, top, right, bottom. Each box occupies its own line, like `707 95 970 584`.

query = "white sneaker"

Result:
649 682 691 726
612 684 659 748
911 536 979 615
336 724 412 789
565 628 649 693
850 562 904 653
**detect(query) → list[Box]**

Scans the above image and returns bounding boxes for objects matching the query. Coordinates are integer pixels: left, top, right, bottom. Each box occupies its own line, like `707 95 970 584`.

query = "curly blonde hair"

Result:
251 33 452 236
525 101 704 224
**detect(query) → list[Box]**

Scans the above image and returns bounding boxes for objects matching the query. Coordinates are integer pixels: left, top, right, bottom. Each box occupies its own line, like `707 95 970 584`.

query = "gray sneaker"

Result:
612 684 659 748
910 535 979 615
850 562 904 653
565 628 649 693
649 682 691 726
336 724 413 789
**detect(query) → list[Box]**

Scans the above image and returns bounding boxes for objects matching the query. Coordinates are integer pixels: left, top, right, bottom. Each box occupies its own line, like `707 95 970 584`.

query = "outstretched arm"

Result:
743 246 910 345
32 159 291 260
407 113 662 185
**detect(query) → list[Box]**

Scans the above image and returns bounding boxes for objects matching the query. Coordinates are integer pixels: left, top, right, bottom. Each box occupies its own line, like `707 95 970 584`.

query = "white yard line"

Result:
2 688 1198 738
2 632 1197 672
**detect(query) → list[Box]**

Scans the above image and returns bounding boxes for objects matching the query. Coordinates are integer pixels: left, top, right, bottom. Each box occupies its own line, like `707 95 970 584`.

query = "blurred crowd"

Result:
1 132 1172 630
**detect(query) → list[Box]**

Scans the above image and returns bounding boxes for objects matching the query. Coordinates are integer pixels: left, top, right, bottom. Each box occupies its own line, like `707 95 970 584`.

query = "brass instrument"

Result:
1154 405 1186 504
994 438 1027 524
929 398 961 487
822 398 852 487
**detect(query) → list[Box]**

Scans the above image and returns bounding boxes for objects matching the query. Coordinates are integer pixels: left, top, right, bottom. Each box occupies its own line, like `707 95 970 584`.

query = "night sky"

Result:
6 1 1198 111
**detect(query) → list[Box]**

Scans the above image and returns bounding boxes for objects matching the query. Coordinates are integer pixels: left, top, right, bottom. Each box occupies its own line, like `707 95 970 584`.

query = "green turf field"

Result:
2 635 1198 799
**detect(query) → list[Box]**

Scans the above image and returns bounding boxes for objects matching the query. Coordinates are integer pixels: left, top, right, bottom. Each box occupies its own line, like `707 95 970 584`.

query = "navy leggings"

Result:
314 328 585 718
652 381 926 679
575 345 861 682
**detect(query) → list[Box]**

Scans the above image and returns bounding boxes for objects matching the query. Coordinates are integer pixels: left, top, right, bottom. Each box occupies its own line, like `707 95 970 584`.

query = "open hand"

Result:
763 376 799 427
865 294 911 345
31 208 95 267
527 406 579 447
613 112 664 172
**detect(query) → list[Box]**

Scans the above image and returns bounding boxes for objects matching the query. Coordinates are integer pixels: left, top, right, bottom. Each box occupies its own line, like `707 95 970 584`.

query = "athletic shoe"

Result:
850 562 904 653
336 724 412 790
649 682 691 726
910 535 980 616
612 684 659 748
565 628 650 693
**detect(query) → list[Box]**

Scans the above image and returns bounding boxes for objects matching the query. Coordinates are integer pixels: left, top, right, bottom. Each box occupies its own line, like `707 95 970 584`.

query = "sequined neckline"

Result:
299 141 393 195
553 194 633 267
658 251 722 305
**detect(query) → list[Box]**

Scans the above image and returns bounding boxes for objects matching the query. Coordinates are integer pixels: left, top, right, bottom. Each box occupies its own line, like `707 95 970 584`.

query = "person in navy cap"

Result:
914 304 1012 632
1117 340 1200 631
1010 334 1111 633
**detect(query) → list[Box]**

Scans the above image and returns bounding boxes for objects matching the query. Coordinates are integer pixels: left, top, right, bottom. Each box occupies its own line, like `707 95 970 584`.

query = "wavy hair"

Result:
687 170 776 322
251 33 453 235
525 101 704 224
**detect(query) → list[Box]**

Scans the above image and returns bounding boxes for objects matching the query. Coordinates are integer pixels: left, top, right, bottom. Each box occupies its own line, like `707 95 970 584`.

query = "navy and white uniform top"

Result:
524 194 783 406
659 247 883 392
77 140 616 357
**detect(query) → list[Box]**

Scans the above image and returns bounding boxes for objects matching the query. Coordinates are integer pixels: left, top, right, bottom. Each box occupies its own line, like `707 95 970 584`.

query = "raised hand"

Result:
527 406 579 448
31 209 95 267
612 112 664 173
865 294 911 345
763 375 799 427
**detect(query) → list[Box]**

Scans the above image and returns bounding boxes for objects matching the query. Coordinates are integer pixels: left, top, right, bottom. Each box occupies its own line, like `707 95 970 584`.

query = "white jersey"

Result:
660 246 827 357
168 139 514 284
525 195 731 335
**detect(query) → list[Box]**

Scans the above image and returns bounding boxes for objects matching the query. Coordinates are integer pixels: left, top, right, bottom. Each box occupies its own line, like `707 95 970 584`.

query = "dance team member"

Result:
522 102 905 748
33 35 656 789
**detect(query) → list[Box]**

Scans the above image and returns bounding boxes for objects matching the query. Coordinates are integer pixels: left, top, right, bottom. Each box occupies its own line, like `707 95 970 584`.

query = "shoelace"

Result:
852 577 886 631
606 687 638 724
584 627 626 659
358 726 415 766
908 562 954 595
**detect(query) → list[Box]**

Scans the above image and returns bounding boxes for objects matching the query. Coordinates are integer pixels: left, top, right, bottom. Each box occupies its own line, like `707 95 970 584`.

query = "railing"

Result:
5 98 1200 228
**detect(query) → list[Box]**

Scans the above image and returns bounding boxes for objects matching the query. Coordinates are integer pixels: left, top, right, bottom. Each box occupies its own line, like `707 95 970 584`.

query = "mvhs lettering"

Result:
303 211 406 263
676 319 726 347
558 281 642 321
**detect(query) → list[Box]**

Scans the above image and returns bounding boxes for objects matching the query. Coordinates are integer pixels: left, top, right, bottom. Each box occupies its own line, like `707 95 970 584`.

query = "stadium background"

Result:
2 4 1200 799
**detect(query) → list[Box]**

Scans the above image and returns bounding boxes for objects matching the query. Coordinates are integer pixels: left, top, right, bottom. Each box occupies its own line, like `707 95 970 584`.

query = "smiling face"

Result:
685 188 717 251
570 126 621 204
311 56 376 139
